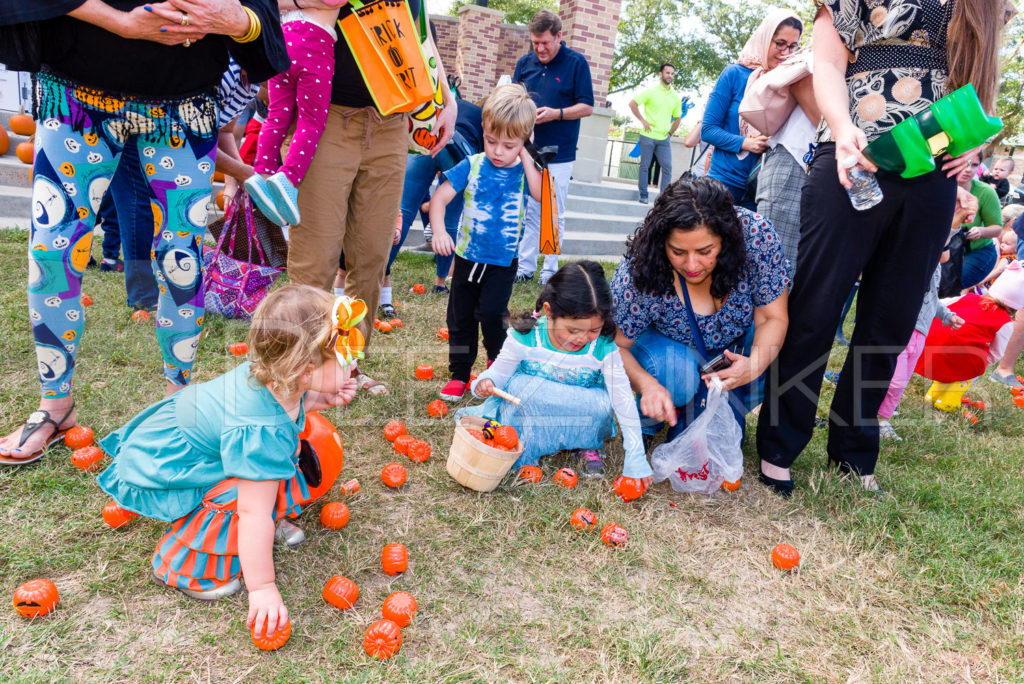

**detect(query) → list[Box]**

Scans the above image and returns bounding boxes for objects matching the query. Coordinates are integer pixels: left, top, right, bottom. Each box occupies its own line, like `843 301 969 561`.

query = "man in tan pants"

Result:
287 0 455 395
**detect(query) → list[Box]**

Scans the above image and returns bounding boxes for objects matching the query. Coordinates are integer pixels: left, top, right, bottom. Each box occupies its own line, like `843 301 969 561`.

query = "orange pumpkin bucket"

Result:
446 415 523 492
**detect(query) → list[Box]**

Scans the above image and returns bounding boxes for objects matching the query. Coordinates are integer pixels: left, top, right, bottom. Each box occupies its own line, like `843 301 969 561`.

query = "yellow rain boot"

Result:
926 380 971 412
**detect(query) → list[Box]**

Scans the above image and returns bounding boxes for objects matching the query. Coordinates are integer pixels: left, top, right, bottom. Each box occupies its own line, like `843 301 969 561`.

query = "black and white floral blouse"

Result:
814 0 955 143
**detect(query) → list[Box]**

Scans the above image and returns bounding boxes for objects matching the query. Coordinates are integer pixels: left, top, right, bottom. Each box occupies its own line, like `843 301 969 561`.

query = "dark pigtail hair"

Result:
509 261 616 337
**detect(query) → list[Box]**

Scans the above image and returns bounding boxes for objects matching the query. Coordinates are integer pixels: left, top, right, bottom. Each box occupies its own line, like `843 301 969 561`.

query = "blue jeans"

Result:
629 326 762 440
387 133 472 278
101 143 158 308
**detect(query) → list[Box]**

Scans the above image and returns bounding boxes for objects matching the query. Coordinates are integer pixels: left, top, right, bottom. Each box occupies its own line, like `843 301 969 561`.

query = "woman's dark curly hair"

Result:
624 176 747 300
510 261 617 337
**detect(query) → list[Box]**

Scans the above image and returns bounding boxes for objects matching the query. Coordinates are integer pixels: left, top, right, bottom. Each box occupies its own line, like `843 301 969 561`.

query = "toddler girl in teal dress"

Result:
97 285 362 640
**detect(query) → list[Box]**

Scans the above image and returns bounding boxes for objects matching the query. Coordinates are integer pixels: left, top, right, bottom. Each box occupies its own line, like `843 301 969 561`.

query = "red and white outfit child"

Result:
247 8 341 226
915 260 1024 410
255 10 337 186
877 264 957 427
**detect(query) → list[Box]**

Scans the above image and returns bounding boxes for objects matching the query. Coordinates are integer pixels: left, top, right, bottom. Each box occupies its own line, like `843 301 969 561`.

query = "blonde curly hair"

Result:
247 285 335 396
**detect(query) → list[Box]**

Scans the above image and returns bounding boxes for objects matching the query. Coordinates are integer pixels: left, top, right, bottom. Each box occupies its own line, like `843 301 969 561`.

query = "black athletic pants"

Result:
756 143 957 476
447 255 517 382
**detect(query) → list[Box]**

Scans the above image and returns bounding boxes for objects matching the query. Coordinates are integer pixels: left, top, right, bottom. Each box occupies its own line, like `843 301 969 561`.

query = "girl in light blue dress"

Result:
97 285 361 640
461 261 650 482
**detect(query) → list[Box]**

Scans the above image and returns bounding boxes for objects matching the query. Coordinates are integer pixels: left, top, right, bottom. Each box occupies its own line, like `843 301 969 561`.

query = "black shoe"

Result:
378 303 396 319
100 258 124 273
758 471 794 497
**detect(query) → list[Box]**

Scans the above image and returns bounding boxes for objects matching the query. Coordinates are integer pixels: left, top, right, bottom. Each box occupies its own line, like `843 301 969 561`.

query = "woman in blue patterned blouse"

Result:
611 176 790 449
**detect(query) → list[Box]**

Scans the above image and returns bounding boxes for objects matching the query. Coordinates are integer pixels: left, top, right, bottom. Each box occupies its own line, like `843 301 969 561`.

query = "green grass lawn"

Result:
0 227 1022 682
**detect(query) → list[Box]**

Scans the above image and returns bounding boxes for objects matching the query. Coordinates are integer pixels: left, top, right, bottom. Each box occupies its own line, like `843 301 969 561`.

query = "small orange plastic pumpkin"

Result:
427 399 448 417
570 507 596 530
65 425 95 450
322 575 359 610
381 543 408 575
771 543 800 571
131 309 151 324
415 365 433 380
1014 395 1024 408
213 170 225 183
493 426 518 450
972 400 986 411
963 410 978 425
364 618 403 659
102 500 138 529
229 342 248 356
383 420 407 442
381 591 417 627
393 434 415 455
374 318 382 331
381 462 407 488
613 476 646 502
554 468 578 489
721 479 741 492
518 465 542 483
0 126 8 156
251 617 291 650
319 501 350 529
9 113 36 136
81 294 93 307
12 579 58 618
601 523 628 547
215 190 226 210
15 141 33 164
70 446 103 472
379 321 393 333
437 327 449 340
411 283 426 295
407 439 431 463
391 318 402 329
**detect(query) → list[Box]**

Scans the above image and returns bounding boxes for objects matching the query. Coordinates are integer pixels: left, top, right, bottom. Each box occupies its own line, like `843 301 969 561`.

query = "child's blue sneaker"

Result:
266 171 301 226
244 174 287 226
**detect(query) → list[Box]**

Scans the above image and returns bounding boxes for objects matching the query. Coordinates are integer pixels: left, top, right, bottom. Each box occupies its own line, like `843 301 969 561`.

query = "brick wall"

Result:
558 0 623 107
454 5 505 103
496 24 531 88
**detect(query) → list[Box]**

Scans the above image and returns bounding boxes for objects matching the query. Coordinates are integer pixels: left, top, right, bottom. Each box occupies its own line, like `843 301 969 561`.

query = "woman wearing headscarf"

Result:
0 0 287 465
701 9 805 209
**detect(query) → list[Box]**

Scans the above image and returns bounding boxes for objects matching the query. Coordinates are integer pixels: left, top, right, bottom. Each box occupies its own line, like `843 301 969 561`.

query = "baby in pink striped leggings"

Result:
247 3 347 227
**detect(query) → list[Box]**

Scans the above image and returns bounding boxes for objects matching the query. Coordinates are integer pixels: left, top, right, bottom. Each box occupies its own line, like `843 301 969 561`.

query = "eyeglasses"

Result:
772 39 800 54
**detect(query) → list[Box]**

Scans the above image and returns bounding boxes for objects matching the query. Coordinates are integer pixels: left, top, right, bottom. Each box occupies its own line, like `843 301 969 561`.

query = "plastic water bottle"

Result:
842 155 883 211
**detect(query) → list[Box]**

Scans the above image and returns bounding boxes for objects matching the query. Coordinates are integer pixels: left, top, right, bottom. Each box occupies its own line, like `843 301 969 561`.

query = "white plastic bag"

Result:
650 378 744 494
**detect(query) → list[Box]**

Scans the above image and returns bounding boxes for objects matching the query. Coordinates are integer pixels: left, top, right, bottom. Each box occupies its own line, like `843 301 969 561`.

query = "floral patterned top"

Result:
611 208 790 352
814 0 955 143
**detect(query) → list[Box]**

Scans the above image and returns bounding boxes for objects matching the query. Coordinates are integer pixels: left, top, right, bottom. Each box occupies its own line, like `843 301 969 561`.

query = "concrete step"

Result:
401 220 630 258
0 215 30 230
0 184 30 216
568 179 659 203
0 155 31 187
564 195 649 219
563 210 640 236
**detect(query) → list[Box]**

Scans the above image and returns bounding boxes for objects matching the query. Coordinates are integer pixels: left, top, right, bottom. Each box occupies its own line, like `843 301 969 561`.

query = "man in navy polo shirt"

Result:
513 9 594 284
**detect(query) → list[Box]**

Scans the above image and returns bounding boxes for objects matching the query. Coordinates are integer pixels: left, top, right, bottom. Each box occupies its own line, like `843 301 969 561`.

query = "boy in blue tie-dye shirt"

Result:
430 84 543 400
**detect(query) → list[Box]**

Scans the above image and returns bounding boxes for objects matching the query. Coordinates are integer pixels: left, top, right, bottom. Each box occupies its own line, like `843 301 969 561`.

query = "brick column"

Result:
455 4 505 103
558 0 622 108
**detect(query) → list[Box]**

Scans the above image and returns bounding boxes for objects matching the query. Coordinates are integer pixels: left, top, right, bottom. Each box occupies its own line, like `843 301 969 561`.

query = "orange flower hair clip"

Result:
329 296 368 366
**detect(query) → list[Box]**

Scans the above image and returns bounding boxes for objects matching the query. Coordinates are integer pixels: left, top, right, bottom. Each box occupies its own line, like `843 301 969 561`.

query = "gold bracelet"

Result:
231 6 261 43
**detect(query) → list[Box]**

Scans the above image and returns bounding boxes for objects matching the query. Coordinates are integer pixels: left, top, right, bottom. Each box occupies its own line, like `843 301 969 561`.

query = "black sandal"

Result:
378 303 397 319
0 403 76 466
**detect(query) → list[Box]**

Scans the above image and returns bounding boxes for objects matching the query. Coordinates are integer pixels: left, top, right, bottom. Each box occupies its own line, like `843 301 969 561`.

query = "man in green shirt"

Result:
630 63 683 203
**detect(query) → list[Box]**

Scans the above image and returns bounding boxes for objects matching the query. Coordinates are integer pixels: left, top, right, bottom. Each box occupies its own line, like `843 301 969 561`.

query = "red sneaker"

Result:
440 379 467 401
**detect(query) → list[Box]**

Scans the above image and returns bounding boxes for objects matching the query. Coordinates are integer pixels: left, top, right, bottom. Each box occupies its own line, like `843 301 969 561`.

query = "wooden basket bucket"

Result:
446 415 523 492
